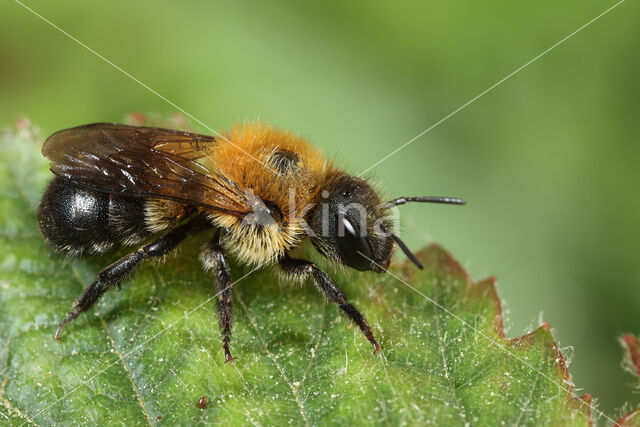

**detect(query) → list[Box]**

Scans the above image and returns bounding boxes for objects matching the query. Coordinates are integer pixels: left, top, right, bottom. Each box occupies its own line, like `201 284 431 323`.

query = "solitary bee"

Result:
38 122 464 362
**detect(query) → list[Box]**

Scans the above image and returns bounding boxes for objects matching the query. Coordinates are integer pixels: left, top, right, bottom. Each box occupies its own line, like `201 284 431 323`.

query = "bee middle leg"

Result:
279 256 381 353
54 215 209 340
200 232 235 363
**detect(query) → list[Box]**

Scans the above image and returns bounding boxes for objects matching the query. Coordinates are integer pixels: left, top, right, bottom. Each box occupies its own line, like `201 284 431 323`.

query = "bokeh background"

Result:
2 0 639 415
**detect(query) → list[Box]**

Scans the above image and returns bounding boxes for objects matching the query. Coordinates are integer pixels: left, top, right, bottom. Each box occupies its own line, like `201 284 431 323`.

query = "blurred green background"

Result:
2 0 639 415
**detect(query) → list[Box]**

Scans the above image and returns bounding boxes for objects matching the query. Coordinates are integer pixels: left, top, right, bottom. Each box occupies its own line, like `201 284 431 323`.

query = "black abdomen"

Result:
38 177 150 256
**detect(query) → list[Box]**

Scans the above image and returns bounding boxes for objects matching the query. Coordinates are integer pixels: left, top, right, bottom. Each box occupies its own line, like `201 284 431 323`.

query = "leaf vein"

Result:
0 379 38 426
236 291 311 427
99 317 153 426
513 357 543 426
434 308 469 425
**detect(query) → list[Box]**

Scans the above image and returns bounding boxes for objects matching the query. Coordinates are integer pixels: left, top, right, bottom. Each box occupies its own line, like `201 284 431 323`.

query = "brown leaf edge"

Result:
616 335 640 426
420 244 640 426
408 244 594 424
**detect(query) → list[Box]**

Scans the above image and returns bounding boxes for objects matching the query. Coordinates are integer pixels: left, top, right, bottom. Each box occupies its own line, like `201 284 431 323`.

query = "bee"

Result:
38 122 464 362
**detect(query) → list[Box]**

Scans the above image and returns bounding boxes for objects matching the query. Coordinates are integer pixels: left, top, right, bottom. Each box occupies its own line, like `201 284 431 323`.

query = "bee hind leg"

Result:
278 256 381 354
200 232 235 363
53 215 209 341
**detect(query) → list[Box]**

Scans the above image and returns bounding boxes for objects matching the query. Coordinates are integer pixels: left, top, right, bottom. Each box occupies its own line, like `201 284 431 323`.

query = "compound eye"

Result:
336 214 374 271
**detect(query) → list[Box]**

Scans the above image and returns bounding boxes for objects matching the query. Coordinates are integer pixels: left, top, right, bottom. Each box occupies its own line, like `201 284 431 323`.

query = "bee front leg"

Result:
200 232 235 363
279 256 381 354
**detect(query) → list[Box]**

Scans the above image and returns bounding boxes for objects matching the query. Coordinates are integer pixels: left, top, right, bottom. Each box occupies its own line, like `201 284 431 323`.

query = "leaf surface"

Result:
0 124 596 425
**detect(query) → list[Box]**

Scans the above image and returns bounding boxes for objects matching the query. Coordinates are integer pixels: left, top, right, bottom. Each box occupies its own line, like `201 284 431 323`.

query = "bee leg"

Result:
54 216 209 341
200 232 234 363
279 256 381 354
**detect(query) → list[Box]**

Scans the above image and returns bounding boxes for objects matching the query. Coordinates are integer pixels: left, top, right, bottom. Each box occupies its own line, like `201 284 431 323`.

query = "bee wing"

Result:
42 123 251 216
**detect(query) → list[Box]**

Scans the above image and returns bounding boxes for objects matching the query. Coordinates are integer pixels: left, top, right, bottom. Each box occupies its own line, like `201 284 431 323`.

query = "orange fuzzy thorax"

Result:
203 122 333 266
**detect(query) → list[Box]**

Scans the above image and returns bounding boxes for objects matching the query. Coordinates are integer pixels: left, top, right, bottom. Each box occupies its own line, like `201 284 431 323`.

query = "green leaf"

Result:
618 336 640 426
0 123 601 425
621 335 640 384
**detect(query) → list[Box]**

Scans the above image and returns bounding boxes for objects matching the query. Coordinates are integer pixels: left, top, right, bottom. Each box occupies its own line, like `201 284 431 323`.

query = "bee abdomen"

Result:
38 177 151 256
108 191 150 247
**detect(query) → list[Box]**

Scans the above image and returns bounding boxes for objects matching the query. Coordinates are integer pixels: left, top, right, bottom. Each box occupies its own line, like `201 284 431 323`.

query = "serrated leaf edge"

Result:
423 243 594 425
616 335 640 426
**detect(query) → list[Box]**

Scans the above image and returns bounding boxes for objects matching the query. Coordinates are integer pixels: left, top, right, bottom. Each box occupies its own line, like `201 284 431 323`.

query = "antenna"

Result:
380 223 424 270
390 233 424 270
381 195 465 269
386 196 466 207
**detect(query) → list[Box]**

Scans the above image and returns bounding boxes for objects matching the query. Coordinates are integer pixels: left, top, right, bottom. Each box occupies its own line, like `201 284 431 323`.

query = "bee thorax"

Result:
210 212 306 267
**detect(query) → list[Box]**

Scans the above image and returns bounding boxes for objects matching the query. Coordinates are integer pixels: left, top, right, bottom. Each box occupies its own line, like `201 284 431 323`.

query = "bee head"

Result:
308 173 393 272
307 172 466 272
